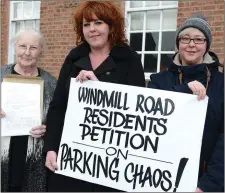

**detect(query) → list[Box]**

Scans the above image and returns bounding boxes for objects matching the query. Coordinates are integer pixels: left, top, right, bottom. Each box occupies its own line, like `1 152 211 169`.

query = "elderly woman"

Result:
44 1 145 192
1 28 57 192
148 14 224 192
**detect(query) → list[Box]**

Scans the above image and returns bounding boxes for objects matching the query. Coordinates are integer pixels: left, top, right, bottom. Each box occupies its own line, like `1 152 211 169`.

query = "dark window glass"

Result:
137 54 142 60
130 33 143 51
144 54 158 73
160 54 174 71
161 31 176 51
145 32 159 51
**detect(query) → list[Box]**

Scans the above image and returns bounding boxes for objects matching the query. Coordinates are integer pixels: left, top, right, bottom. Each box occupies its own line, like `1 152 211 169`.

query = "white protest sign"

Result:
56 79 208 192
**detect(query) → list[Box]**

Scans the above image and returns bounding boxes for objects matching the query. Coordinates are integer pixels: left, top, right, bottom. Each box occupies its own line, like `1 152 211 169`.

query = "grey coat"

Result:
1 64 57 192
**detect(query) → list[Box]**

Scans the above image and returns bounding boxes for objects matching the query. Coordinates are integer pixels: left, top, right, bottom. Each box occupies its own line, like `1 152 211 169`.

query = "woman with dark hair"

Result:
44 1 145 191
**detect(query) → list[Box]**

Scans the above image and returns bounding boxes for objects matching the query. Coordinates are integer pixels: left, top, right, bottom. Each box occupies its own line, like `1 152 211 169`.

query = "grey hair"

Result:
13 28 45 50
178 27 206 38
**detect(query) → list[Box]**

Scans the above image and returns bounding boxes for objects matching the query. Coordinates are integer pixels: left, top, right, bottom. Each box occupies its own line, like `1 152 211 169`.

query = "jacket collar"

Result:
169 51 220 72
69 42 134 61
74 55 92 71
71 42 133 75
74 54 116 76
94 56 116 76
173 52 215 66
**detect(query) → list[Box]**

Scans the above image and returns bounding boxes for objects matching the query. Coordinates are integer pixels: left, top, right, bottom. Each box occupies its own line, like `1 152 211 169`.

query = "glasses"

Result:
179 37 206 44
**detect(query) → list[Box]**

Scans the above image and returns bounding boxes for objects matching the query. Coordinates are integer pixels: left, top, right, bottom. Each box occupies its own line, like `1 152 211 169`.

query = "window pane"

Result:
25 20 35 29
130 1 143 8
145 32 159 51
145 1 159 7
146 11 160 30
23 2 33 18
162 9 177 30
14 54 16 63
130 12 144 30
13 2 22 19
137 54 142 60
130 33 143 51
161 32 176 51
35 20 40 31
15 21 24 34
160 54 174 71
34 1 41 17
144 54 158 73
161 1 178 6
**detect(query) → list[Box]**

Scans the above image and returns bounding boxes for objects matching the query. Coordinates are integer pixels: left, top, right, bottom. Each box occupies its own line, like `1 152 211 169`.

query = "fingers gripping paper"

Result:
56 79 208 192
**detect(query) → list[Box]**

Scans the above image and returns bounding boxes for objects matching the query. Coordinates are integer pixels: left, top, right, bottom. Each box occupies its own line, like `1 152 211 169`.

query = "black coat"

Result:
147 52 224 192
44 42 145 192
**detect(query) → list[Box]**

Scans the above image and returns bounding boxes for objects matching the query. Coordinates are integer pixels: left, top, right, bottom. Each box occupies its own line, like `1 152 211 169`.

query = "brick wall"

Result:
177 0 224 63
39 0 125 77
1 0 10 66
39 1 77 77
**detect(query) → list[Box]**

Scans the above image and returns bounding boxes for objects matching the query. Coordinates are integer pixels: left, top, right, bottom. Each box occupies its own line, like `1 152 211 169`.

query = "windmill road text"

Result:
78 87 175 153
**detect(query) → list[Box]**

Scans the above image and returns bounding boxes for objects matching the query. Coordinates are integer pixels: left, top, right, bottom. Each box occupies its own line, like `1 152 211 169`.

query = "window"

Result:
125 1 178 79
8 1 41 64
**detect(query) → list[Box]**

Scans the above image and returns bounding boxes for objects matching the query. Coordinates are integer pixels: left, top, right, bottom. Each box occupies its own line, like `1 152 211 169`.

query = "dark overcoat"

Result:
44 42 145 192
147 52 224 192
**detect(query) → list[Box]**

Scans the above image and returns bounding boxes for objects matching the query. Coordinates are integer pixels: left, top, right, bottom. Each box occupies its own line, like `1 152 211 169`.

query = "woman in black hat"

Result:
148 13 224 192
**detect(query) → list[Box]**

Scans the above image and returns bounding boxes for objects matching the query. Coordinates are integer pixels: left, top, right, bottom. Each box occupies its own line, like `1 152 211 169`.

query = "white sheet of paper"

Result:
1 82 41 136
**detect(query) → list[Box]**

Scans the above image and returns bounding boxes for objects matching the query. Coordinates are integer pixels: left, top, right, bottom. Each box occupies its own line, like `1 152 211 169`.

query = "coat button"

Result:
106 72 111 75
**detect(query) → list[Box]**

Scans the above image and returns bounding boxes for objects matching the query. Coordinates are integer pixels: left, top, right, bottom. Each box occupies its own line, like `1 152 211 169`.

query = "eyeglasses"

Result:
179 37 206 44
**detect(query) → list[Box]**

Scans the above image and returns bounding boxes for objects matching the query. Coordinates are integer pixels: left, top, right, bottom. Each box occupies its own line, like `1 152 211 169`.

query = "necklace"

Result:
178 66 211 90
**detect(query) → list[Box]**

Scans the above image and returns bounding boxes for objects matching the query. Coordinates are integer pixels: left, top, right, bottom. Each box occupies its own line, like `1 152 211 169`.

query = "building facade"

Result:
1 0 224 78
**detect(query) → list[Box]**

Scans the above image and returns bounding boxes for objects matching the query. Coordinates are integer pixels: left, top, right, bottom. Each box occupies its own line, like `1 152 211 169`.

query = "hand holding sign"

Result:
187 80 206 100
76 70 98 83
195 188 203 192
1 109 6 118
46 151 58 172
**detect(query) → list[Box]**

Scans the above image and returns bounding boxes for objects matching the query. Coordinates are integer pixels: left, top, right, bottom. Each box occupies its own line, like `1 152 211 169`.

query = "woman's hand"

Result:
1 109 6 118
2 110 46 138
76 70 98 83
188 81 206 100
29 125 46 138
45 151 58 172
195 188 203 192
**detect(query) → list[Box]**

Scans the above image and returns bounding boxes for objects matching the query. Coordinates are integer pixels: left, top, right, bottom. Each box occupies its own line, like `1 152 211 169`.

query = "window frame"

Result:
8 1 40 64
125 1 178 79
